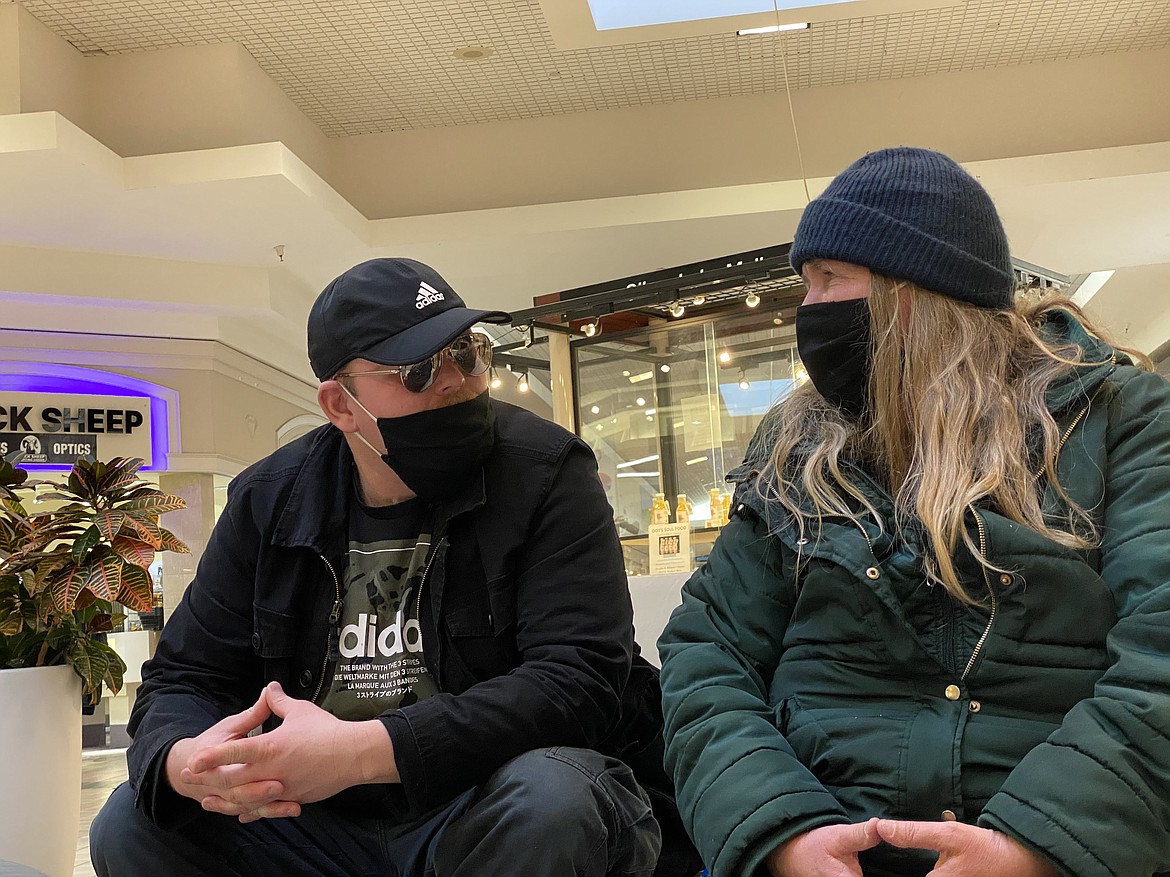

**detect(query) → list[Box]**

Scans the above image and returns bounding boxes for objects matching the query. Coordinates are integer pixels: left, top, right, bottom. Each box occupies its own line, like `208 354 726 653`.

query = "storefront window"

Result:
575 309 802 573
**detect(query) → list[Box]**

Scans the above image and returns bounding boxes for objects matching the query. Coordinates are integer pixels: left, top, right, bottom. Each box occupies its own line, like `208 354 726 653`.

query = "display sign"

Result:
0 393 153 467
648 522 692 575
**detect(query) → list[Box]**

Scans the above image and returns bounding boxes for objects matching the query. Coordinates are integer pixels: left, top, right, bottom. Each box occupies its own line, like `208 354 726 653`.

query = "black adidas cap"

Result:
308 258 510 381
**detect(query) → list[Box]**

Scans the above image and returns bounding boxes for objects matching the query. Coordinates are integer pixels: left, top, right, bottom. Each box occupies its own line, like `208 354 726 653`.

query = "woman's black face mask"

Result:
795 298 872 418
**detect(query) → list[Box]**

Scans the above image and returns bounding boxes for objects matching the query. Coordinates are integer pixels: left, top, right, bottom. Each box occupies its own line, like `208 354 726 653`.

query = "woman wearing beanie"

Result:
658 147 1170 877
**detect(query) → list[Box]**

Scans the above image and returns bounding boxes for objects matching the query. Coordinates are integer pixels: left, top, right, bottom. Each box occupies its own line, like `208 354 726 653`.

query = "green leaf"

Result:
71 525 101 564
116 563 154 612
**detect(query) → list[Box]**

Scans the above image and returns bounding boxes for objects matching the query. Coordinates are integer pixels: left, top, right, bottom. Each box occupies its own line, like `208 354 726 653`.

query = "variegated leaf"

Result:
118 495 186 515
67 636 113 698
112 536 156 568
82 554 124 602
156 529 190 554
117 563 154 612
118 515 162 548
50 565 87 613
93 509 124 542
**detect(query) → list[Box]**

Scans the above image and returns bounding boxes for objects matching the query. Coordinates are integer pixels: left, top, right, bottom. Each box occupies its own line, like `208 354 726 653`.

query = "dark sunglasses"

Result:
336 331 494 394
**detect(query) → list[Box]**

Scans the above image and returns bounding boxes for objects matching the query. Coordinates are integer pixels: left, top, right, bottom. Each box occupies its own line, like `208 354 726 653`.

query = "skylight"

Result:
587 0 859 30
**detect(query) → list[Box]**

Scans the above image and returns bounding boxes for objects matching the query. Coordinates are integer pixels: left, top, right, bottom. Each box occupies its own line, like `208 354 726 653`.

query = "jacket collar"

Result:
271 423 489 553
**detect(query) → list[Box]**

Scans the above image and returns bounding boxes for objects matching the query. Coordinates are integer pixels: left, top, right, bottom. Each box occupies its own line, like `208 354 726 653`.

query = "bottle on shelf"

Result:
675 493 692 526
706 488 724 529
721 491 733 526
650 492 670 526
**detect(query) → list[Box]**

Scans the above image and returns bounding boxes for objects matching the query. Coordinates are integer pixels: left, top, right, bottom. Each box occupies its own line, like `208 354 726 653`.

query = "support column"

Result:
158 472 217 623
548 331 576 434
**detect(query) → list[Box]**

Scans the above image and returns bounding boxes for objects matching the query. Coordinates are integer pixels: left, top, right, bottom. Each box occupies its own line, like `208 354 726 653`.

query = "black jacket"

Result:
128 401 680 835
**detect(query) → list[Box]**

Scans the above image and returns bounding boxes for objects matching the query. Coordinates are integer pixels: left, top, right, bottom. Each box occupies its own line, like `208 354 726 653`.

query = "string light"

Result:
517 372 530 393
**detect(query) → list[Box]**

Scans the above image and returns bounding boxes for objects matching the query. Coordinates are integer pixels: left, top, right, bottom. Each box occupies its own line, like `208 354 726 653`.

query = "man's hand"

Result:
875 820 1060 877
164 689 287 816
766 819 881 877
181 681 398 821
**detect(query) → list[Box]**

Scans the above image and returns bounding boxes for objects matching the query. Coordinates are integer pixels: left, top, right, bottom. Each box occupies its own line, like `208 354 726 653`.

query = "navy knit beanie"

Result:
790 147 1016 309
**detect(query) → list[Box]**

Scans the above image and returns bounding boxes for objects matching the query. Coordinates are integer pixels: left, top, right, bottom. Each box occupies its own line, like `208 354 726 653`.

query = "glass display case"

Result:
573 307 804 576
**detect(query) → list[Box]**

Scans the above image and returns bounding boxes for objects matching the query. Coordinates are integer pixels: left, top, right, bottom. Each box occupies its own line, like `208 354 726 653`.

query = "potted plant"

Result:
0 454 188 877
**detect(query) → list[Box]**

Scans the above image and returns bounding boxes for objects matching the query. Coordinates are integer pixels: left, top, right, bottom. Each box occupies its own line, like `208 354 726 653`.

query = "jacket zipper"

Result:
312 554 344 704
415 536 444 623
961 506 997 681
960 392 1097 681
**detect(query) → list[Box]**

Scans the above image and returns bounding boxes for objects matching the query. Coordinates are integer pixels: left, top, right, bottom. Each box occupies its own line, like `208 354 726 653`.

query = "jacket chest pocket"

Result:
443 578 519 684
252 605 298 658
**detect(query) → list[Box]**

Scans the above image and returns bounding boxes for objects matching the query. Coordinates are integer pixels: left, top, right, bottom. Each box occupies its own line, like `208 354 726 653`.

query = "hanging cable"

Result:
772 0 812 204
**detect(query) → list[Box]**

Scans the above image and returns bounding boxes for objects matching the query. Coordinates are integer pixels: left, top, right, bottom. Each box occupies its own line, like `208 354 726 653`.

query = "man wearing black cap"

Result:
90 258 676 876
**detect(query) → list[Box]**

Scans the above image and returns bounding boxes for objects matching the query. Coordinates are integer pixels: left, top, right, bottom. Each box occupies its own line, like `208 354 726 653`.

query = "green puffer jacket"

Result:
659 312 1170 877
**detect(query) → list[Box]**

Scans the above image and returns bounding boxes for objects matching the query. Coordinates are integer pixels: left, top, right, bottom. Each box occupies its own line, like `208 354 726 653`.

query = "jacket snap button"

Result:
865 567 881 580
945 684 961 700
969 700 982 713
941 810 958 822
251 633 262 650
298 669 313 689
999 574 1013 586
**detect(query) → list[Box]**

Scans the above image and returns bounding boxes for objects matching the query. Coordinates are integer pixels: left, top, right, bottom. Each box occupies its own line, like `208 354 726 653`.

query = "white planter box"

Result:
0 665 81 877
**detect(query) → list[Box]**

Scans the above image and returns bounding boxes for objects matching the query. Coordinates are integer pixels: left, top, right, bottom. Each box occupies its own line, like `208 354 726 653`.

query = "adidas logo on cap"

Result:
415 281 445 310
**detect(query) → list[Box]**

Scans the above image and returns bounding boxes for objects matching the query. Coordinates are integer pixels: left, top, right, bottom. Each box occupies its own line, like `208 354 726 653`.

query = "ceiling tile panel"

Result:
7 0 1169 137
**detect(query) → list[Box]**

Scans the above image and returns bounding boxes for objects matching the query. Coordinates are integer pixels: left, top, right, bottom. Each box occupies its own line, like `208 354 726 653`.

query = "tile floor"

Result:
75 749 128 877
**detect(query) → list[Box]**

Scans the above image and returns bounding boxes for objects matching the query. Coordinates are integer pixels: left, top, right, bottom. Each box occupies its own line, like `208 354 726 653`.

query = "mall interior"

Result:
0 0 1168 874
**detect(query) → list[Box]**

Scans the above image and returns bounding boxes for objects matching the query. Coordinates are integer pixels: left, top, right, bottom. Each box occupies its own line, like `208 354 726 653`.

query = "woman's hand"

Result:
766 819 881 877
875 820 1060 877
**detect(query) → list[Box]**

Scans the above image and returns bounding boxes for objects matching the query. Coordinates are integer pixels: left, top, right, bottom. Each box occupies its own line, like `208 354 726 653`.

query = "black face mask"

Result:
366 392 496 503
795 298 872 418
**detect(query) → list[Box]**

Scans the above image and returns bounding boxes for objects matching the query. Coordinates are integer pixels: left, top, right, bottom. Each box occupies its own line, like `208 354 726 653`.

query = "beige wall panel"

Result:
0 5 20 114
15 4 86 128
331 47 1170 219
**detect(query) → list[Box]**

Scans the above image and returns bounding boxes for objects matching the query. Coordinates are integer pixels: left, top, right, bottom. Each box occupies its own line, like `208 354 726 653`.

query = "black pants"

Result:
90 747 661 877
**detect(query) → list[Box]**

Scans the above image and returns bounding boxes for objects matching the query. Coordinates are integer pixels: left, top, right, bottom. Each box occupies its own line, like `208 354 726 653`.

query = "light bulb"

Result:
660 364 671 373
745 291 761 308
719 351 732 364
583 318 601 338
636 397 646 407
773 313 784 325
692 295 706 305
590 404 600 414
669 301 686 318
738 371 750 390
517 372 530 393
490 375 502 389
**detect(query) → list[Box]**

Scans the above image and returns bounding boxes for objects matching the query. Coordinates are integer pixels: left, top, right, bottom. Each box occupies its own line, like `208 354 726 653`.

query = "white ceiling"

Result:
0 0 1168 386
11 0 1170 137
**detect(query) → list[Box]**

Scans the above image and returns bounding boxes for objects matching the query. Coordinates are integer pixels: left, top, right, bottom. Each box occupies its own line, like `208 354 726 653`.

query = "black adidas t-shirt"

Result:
318 494 439 720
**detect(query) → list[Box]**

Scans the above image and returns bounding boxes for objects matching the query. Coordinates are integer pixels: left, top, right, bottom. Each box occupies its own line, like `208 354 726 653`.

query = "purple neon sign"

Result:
0 364 174 471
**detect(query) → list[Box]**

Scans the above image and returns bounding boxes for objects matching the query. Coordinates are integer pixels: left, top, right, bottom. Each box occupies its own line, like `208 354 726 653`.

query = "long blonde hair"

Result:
761 278 1151 602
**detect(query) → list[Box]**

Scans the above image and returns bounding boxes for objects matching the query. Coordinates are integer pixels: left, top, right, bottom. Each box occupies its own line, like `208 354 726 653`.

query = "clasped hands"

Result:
165 681 397 823
766 818 1060 877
